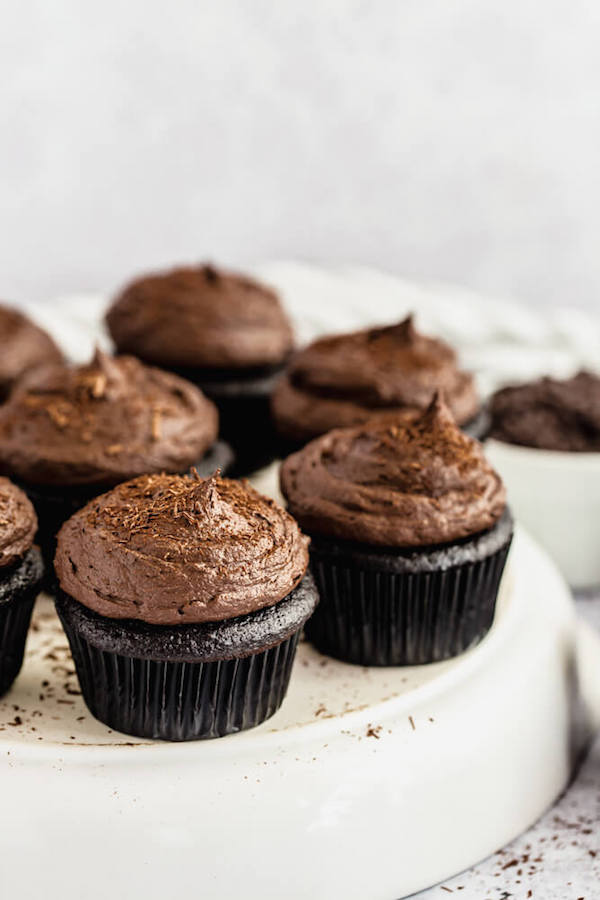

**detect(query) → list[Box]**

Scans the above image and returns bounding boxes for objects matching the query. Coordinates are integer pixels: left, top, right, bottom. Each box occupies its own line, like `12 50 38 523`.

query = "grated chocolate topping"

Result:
55 472 310 624
280 393 505 547
0 350 218 486
0 476 37 567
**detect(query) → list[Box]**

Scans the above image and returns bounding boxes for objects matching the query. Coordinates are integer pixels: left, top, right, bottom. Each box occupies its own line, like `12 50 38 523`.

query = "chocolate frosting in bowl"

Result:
0 476 37 568
0 350 218 486
55 473 310 625
490 371 600 452
106 264 294 369
271 316 479 442
280 393 506 547
0 304 64 398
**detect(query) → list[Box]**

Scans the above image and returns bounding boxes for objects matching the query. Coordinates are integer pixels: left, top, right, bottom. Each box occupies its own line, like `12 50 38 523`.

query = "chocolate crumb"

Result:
366 724 382 739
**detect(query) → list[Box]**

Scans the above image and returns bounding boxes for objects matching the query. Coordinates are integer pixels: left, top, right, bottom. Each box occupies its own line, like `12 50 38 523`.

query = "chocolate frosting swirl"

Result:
280 394 505 547
272 316 479 442
0 350 218 486
55 473 310 625
490 371 600 452
106 264 294 369
0 304 64 399
0 476 37 568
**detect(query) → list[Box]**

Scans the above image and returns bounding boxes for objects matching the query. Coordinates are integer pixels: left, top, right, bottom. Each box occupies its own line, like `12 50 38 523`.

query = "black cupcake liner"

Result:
21 440 234 580
63 629 301 741
0 548 44 696
462 405 491 442
205 392 280 476
172 363 286 476
306 510 513 666
55 573 318 741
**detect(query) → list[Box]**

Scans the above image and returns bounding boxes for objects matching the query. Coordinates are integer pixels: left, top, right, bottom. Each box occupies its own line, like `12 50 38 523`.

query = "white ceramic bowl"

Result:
486 438 600 589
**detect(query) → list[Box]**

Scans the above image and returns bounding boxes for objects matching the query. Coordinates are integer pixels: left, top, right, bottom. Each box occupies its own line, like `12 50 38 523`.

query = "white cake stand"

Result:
8 274 600 898
1 527 598 900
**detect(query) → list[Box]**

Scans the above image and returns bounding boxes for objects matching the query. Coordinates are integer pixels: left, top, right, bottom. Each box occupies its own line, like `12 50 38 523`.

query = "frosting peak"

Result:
280 395 505 547
271 316 479 442
366 314 417 346
106 264 294 369
0 353 218 486
55 473 310 625
0 476 37 568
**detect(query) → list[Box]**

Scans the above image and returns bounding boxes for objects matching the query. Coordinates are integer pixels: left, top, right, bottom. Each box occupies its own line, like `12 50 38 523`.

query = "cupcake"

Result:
0 303 64 400
280 394 512 666
54 472 317 740
272 315 487 453
486 371 600 587
0 349 230 569
106 264 294 475
0 477 44 695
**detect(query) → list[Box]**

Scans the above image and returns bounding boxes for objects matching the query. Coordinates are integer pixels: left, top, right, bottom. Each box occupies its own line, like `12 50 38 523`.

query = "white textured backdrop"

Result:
1 0 599 308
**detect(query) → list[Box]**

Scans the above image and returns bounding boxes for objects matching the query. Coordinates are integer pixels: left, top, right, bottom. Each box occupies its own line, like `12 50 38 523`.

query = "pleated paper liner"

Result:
62 629 301 741
306 510 513 667
54 574 318 741
0 548 44 696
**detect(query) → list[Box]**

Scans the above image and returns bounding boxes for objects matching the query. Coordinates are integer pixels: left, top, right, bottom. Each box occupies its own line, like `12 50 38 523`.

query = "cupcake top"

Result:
0 350 218 487
106 264 294 370
55 472 310 625
0 304 64 399
490 371 600 452
0 476 37 568
271 316 479 442
280 394 505 547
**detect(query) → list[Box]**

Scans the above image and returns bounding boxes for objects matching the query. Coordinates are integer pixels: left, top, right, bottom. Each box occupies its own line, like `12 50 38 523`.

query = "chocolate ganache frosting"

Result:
0 350 218 486
280 393 505 547
490 371 600 452
106 264 294 370
0 304 64 399
0 477 37 567
272 316 479 443
55 472 310 625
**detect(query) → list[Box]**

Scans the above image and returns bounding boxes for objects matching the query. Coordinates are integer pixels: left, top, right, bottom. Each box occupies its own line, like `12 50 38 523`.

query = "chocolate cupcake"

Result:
489 371 600 451
0 477 44 695
54 472 317 740
106 264 294 475
0 303 64 400
280 394 512 666
0 350 230 570
272 316 487 453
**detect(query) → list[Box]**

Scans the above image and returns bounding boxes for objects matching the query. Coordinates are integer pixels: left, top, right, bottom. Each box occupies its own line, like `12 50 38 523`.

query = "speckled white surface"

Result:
415 593 600 900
